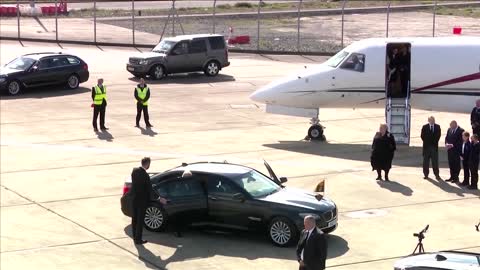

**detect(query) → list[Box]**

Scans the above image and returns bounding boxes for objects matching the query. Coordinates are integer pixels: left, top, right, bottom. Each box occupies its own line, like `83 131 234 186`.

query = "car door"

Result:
165 41 190 74
55 56 75 83
188 39 208 71
205 174 254 229
155 176 208 224
22 58 55 87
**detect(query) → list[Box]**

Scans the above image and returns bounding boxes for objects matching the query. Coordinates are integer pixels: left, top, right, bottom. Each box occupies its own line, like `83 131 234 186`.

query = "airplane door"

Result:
385 43 411 99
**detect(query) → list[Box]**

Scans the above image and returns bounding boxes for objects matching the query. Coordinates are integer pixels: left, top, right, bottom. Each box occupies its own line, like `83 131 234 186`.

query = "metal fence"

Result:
1 0 479 54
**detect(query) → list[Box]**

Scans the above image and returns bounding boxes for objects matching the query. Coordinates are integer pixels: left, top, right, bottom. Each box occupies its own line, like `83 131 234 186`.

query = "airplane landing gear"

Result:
305 116 325 141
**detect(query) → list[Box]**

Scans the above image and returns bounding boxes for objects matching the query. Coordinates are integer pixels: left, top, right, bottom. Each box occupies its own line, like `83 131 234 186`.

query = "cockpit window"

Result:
325 50 349 68
340 53 365 72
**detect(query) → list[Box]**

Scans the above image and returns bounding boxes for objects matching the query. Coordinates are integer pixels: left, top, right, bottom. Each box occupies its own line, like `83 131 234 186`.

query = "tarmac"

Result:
0 40 479 270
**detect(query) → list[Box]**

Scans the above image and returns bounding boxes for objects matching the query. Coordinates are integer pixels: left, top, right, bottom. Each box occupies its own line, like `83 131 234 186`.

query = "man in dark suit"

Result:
445 121 465 183
471 99 480 136
131 157 167 244
469 134 479 190
421 116 441 180
459 132 471 186
296 216 328 270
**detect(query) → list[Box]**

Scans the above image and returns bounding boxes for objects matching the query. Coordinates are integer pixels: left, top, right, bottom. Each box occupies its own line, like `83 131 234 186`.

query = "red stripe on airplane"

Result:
412 72 480 93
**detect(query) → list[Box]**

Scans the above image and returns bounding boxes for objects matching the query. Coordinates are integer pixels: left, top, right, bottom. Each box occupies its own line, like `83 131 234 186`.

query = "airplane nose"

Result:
250 85 275 104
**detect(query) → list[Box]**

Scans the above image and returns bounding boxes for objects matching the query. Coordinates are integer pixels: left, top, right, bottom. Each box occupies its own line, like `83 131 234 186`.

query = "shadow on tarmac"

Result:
376 180 414 196
263 140 449 168
95 129 114 142
128 73 235 84
124 225 349 269
0 86 90 99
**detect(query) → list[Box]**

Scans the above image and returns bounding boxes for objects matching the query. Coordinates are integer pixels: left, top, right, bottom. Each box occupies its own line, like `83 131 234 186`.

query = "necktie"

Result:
430 125 433 132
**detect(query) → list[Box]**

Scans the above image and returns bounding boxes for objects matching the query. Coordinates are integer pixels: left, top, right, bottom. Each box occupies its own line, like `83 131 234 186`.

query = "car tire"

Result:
6 80 22 96
268 217 298 247
66 74 80 89
204 60 220 77
149 65 164 80
144 204 168 232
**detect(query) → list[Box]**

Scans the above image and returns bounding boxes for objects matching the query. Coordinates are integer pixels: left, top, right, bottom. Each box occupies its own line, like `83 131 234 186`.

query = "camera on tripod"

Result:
412 225 429 254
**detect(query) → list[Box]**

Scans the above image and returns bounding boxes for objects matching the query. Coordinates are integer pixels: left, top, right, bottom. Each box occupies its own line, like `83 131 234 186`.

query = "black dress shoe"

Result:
423 176 429 180
135 124 140 128
376 177 382 181
94 128 99 132
445 179 452 182
385 178 390 182
134 240 148 245
101 127 109 130
435 175 442 181
459 181 468 186
146 124 153 128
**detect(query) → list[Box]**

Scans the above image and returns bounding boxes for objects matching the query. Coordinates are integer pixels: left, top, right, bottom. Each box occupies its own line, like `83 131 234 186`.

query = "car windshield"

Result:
325 50 349 68
5 57 36 71
152 40 176 53
232 170 281 198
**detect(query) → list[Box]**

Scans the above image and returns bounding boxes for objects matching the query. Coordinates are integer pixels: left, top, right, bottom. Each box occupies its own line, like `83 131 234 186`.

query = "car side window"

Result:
190 39 207 54
207 176 238 195
340 53 365 72
171 42 189 55
66 57 80 65
157 178 205 198
208 36 225 50
37 58 54 69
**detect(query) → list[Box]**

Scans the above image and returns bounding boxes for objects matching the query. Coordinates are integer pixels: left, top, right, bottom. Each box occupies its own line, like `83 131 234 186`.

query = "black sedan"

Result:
0 52 89 96
121 161 338 247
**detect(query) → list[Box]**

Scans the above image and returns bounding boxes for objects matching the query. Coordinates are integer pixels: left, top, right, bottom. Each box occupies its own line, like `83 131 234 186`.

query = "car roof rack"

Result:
24 52 62 56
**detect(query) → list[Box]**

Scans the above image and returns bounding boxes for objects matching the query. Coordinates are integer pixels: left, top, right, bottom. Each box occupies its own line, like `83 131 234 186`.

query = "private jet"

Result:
249 37 480 144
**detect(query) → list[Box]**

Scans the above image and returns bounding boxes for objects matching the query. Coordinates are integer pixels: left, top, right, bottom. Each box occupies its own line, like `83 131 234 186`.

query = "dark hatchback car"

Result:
394 251 480 270
121 161 338 247
0 52 89 96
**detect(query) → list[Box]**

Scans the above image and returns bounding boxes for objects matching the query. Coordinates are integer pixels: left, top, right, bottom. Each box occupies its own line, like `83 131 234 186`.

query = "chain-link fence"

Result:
1 0 479 54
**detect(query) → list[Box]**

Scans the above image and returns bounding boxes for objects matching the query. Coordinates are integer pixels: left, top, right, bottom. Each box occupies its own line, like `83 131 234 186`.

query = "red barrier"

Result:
7 7 17 16
453 26 462 35
228 35 251 45
0 7 7 16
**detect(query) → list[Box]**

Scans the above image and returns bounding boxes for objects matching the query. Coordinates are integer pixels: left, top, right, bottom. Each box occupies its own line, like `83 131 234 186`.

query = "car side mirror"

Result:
280 177 288 184
232 193 245 202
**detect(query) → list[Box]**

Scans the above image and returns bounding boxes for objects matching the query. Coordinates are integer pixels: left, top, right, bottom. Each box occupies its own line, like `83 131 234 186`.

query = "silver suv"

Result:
126 34 230 79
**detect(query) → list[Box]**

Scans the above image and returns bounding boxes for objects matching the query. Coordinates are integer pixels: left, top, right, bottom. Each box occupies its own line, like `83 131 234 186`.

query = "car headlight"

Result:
299 213 321 219
139 59 149 65
0 78 6 83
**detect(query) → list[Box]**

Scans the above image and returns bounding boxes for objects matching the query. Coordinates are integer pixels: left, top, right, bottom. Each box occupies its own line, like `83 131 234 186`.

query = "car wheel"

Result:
66 74 80 89
204 61 220 77
6 80 22 96
268 217 298 247
150 65 164 80
144 204 168 232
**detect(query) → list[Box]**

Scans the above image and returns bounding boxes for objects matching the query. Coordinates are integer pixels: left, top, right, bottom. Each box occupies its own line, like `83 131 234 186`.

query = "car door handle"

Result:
208 195 217 201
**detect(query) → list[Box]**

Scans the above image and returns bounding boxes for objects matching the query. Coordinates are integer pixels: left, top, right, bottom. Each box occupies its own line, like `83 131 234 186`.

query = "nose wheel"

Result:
305 115 325 141
307 125 325 141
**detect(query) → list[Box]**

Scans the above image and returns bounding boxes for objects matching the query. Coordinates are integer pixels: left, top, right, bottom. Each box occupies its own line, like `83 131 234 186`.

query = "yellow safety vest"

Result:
136 86 149 106
93 85 106 105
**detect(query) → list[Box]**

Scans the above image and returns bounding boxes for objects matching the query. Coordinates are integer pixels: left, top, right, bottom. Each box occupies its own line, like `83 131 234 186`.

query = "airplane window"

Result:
325 50 349 68
340 53 365 72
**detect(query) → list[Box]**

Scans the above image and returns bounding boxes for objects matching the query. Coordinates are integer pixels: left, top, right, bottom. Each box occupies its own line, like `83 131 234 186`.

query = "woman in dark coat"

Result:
371 124 397 181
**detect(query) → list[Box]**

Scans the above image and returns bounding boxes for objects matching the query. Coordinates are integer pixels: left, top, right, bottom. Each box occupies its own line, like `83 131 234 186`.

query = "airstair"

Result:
386 96 411 145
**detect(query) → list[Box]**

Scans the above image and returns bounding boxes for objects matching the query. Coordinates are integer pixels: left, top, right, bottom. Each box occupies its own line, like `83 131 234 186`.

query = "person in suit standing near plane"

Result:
421 116 441 180
445 121 465 183
468 134 479 190
459 132 471 186
296 215 328 270
471 99 480 136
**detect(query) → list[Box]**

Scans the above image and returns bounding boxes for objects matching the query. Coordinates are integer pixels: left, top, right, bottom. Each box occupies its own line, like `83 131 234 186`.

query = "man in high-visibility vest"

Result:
134 78 153 128
92 78 108 132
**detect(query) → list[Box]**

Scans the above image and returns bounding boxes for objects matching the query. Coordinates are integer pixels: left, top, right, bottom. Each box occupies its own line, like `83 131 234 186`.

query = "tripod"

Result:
412 236 425 254
160 0 185 42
